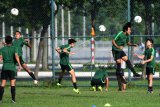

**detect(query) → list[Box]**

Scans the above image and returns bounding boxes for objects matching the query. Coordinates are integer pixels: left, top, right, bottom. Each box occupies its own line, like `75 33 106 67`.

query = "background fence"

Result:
0 0 160 87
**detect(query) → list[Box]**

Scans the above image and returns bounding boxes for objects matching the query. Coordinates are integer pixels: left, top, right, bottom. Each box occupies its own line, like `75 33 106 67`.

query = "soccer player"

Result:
134 39 155 93
112 22 140 82
91 66 109 92
55 39 80 94
0 36 22 103
12 31 38 85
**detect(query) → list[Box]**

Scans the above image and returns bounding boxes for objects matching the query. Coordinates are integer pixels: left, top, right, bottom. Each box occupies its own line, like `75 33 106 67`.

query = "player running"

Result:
0 36 22 103
134 39 155 93
12 31 38 85
56 39 80 94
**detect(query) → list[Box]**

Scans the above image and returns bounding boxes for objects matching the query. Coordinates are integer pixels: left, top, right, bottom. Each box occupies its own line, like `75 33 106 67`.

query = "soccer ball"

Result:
99 25 106 32
11 8 19 16
134 16 142 23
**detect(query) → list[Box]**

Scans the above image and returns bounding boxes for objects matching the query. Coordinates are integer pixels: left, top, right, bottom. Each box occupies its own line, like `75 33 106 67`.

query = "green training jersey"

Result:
59 44 71 65
93 68 108 82
112 31 129 51
0 45 18 71
144 47 155 68
12 37 29 56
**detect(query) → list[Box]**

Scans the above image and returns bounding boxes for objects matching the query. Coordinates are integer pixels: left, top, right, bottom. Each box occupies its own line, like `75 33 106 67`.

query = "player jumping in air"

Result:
112 22 141 91
135 39 155 93
56 39 80 94
0 36 22 103
13 31 38 85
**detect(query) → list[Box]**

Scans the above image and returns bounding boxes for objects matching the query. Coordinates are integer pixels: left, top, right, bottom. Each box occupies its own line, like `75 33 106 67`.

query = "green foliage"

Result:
155 63 160 72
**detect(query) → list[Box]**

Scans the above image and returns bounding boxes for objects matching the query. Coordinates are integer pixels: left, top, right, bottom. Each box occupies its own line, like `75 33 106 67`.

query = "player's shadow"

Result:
60 94 108 98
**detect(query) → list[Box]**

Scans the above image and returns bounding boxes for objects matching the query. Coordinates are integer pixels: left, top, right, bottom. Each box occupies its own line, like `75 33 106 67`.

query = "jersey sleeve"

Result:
114 31 123 41
23 39 29 46
151 48 155 56
59 45 64 50
14 47 18 54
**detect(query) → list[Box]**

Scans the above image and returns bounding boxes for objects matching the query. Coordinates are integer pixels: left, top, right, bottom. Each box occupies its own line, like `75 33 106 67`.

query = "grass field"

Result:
0 80 160 107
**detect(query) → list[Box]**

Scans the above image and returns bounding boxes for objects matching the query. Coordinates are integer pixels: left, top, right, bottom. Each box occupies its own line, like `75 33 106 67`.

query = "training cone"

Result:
104 103 111 107
91 27 96 36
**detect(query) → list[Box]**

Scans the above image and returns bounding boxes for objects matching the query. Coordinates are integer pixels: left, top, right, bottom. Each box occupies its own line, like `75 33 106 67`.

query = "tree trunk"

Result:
42 31 48 70
30 29 36 62
34 26 48 79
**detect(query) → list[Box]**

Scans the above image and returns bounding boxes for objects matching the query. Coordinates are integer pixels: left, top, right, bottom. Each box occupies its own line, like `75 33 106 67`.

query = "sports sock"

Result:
116 63 121 72
11 86 16 101
73 83 77 89
126 60 136 74
0 86 4 101
28 72 36 80
58 77 62 84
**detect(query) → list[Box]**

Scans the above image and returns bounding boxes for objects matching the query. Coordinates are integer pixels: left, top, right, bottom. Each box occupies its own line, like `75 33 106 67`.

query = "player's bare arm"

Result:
25 39 31 48
15 53 22 71
0 55 3 62
63 48 75 55
141 55 154 65
127 42 138 47
55 47 61 54
112 40 123 49
134 54 145 59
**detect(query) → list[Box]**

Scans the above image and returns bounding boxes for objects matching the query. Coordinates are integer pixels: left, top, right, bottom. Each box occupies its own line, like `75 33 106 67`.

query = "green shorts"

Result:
60 63 73 72
91 78 105 87
1 70 16 80
112 50 127 61
146 67 155 75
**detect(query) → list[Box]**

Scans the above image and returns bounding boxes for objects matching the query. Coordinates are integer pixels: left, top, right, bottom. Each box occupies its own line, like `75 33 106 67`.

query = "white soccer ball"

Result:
99 25 106 32
134 16 142 23
11 8 19 16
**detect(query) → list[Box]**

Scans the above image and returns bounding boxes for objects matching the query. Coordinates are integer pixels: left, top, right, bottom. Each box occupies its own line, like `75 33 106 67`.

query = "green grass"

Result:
1 82 160 107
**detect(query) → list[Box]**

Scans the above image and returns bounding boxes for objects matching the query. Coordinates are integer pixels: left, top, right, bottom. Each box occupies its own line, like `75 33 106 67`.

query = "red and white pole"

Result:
91 37 95 65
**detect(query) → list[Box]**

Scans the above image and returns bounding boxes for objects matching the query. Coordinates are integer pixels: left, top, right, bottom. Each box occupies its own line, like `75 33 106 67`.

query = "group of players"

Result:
0 31 38 103
0 22 156 103
56 22 155 95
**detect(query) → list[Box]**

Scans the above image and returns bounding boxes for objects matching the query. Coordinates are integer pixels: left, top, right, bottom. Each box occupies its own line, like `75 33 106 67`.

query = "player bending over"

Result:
0 36 22 103
56 39 80 94
91 66 109 92
134 39 155 93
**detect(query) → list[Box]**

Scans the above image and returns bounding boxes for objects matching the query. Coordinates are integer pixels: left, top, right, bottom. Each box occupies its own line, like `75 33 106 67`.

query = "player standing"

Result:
56 39 80 94
0 36 22 103
13 31 38 85
135 39 155 93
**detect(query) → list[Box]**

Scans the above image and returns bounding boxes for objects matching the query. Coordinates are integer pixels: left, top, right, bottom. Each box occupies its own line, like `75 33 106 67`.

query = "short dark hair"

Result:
68 39 77 44
123 22 131 32
15 31 21 35
146 38 154 44
5 36 13 44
